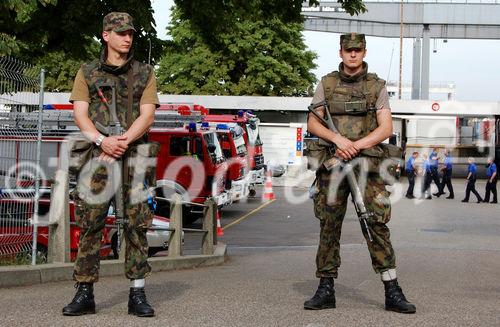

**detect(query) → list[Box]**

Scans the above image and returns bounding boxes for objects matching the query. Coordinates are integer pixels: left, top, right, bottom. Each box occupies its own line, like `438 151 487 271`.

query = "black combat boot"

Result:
304 277 336 310
128 287 155 317
384 279 416 314
62 283 96 316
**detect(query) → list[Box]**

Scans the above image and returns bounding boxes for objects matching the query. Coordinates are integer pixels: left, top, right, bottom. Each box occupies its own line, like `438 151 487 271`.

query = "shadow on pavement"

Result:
98 281 191 310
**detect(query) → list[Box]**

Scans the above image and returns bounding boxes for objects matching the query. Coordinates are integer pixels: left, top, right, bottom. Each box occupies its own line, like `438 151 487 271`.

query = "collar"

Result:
338 61 368 83
99 48 134 75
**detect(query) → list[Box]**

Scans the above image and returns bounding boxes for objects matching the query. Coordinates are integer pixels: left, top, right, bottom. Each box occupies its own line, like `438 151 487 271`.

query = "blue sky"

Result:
151 0 500 101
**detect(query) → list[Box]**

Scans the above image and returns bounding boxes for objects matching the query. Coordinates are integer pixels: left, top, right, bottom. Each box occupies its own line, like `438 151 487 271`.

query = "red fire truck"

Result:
149 118 230 223
0 106 228 233
159 104 266 196
205 122 249 202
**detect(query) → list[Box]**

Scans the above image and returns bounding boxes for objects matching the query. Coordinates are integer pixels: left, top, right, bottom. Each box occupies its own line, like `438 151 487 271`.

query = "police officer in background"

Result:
429 147 442 195
305 33 415 314
63 12 159 317
484 157 497 203
462 157 483 203
435 148 454 199
405 152 418 199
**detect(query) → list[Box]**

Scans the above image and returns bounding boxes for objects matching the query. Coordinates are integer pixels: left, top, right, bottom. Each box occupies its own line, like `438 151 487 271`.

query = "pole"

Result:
398 0 404 100
421 24 431 100
411 37 422 100
386 42 395 82
31 68 45 265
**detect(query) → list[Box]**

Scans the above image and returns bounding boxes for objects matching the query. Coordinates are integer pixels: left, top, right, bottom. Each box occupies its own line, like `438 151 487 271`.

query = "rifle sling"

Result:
127 62 135 129
123 62 135 189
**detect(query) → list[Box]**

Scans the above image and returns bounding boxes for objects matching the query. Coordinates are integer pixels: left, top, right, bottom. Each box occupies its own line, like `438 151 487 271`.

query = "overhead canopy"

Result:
302 1 500 39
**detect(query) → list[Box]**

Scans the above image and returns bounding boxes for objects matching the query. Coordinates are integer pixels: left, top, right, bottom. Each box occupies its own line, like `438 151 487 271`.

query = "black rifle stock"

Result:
307 101 373 242
95 82 127 255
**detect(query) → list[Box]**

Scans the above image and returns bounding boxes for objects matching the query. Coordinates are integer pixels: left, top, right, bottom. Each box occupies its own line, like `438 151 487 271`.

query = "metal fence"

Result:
0 56 44 265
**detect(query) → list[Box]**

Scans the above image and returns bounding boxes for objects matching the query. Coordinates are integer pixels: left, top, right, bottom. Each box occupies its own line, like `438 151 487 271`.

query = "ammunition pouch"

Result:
381 143 403 182
360 143 403 184
68 137 94 177
304 138 331 171
127 141 161 189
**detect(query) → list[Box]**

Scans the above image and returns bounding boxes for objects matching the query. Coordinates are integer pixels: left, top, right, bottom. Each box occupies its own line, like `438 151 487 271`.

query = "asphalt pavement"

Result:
0 177 499 326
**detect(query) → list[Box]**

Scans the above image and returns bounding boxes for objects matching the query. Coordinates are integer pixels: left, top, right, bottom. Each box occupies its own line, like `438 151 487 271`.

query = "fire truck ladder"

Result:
152 110 203 129
0 110 79 135
0 109 204 133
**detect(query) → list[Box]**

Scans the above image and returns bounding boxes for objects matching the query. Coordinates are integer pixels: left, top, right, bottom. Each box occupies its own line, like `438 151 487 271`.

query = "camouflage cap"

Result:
340 33 366 50
103 12 136 32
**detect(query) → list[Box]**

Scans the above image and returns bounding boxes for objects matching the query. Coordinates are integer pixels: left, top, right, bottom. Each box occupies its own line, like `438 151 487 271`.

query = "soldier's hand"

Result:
97 152 116 164
101 135 128 158
335 149 351 161
333 135 359 160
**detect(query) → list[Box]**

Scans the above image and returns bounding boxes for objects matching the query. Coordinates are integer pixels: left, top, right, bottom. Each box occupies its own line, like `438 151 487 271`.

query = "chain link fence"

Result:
0 56 45 265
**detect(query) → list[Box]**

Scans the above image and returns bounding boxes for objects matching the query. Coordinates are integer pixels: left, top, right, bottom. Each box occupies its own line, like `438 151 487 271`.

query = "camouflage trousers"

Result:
313 167 396 278
73 158 153 283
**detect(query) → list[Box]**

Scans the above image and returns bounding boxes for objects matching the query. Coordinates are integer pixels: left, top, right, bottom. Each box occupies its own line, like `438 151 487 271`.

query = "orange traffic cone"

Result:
262 169 276 201
216 210 224 237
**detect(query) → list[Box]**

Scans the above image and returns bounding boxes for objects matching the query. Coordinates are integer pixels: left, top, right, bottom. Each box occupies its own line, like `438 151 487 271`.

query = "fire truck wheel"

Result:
249 189 256 197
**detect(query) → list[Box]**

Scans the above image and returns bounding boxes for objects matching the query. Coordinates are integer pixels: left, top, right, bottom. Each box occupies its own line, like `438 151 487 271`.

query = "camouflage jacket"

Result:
321 62 385 141
81 51 153 135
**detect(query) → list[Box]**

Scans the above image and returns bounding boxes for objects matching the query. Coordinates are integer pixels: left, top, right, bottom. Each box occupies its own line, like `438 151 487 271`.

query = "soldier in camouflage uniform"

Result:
304 33 416 313
63 12 160 317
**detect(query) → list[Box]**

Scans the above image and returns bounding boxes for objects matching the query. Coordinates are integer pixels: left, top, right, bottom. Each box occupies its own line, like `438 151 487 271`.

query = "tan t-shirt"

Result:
311 82 391 110
70 67 160 106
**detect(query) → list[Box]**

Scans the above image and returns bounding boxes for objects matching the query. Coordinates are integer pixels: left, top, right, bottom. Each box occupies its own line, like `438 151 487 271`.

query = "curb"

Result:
0 243 228 288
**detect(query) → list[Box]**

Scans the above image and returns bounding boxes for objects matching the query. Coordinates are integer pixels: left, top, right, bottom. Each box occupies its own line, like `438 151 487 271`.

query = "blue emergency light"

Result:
201 122 210 130
42 104 73 110
216 123 229 130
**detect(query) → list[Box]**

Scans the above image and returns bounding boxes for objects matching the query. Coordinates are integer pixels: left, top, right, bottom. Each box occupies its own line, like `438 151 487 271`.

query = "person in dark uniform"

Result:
429 147 441 195
462 157 483 203
484 157 497 203
405 152 418 199
435 148 454 199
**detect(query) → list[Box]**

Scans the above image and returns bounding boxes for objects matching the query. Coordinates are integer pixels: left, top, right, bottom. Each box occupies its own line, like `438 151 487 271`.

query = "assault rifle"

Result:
308 100 373 242
95 82 127 256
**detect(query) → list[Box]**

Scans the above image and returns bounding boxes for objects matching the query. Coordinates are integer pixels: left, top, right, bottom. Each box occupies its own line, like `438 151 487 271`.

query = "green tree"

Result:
0 0 57 55
1 0 164 92
158 5 317 96
174 0 366 47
